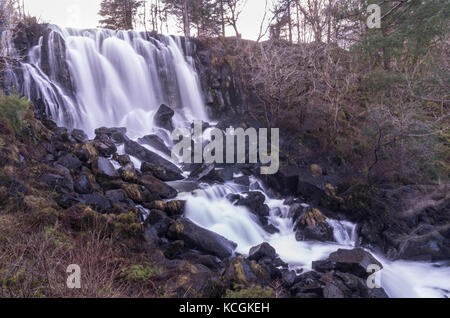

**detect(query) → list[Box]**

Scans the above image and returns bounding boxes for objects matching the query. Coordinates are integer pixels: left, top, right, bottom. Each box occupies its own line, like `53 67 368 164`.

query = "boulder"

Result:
140 174 178 199
80 194 112 213
312 248 382 279
188 163 217 182
124 139 183 178
93 157 119 179
264 165 299 195
138 134 172 156
56 153 82 170
222 255 270 288
295 208 334 242
144 209 173 241
94 127 127 144
71 129 88 143
113 154 131 166
74 174 93 195
154 104 175 131
105 189 127 203
145 200 186 217
248 242 277 262
141 161 184 182
234 192 270 225
168 218 237 259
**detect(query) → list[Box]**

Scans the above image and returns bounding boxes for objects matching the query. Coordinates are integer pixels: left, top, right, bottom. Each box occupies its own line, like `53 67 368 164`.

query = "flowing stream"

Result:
1 26 449 298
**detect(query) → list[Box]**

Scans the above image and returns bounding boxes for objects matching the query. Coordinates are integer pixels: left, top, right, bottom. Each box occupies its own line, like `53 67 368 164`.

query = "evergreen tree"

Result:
98 0 142 30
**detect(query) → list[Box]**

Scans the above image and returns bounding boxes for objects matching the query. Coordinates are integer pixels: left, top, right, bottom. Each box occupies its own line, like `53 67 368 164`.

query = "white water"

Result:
181 180 450 298
16 26 208 138
2 26 449 298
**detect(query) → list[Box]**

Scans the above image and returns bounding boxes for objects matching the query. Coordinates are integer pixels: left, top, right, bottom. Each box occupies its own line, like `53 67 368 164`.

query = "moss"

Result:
310 164 323 176
225 285 273 298
233 259 247 285
120 263 162 284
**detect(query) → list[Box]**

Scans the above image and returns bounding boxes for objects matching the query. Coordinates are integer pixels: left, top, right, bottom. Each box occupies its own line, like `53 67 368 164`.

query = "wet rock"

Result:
80 194 112 213
138 134 172 156
73 142 98 163
56 153 82 170
118 167 139 183
140 161 184 182
113 154 131 166
312 248 382 279
140 174 177 199
145 200 186 217
234 191 270 225
320 271 388 298
222 255 270 287
121 183 145 203
168 218 237 259
290 271 324 298
94 127 127 144
248 242 277 262
93 157 119 179
215 167 234 182
105 189 127 203
295 208 334 242
144 209 173 241
263 224 280 234
234 175 250 186
125 139 183 178
71 129 88 143
281 270 297 288
74 174 93 194
264 165 299 195
188 163 217 182
155 104 175 131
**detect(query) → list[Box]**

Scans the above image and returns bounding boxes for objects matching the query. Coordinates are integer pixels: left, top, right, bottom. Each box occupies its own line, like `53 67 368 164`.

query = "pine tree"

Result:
98 0 142 30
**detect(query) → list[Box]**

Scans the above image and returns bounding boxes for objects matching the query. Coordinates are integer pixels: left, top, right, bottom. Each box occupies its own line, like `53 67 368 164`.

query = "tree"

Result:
98 0 142 30
222 0 247 38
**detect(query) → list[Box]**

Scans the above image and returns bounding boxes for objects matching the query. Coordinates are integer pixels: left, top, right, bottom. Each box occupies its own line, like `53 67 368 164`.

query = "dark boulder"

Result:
248 242 277 262
105 189 127 203
124 139 183 178
140 174 178 199
144 209 173 242
138 134 172 157
264 165 299 195
312 248 382 279
56 153 82 170
222 255 270 288
71 129 88 143
141 161 184 182
154 104 175 131
145 200 186 217
74 174 93 195
93 157 119 179
188 163 217 182
167 218 237 259
112 154 131 166
294 208 334 242
234 191 270 225
80 194 112 213
94 127 128 144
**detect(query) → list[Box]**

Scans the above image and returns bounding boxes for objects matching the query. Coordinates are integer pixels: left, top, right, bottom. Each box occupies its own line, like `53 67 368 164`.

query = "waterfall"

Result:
3 25 449 298
17 26 208 138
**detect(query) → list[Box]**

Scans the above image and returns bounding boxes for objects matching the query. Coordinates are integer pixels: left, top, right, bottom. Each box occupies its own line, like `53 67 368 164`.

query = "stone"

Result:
56 153 82 170
154 104 175 131
168 218 237 259
74 174 93 194
248 242 277 261
312 248 383 279
140 161 184 182
140 174 178 199
71 129 88 142
138 134 172 156
295 208 334 242
125 139 183 178
93 157 119 179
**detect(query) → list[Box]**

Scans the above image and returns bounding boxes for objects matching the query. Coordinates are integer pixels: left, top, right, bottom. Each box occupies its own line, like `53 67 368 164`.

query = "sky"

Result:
22 0 271 41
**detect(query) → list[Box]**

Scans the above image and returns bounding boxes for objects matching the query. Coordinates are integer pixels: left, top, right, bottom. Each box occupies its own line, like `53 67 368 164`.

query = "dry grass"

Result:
0 211 161 298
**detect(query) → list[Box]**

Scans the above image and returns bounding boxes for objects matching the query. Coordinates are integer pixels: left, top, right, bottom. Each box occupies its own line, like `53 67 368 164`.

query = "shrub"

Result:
0 92 32 136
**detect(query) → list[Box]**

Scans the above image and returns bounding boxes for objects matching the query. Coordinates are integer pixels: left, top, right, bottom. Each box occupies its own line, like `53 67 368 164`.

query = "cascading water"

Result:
17 25 208 138
2 25 449 298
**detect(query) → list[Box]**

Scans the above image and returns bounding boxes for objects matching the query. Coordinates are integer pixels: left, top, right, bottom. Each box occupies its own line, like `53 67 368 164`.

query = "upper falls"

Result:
12 25 209 138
